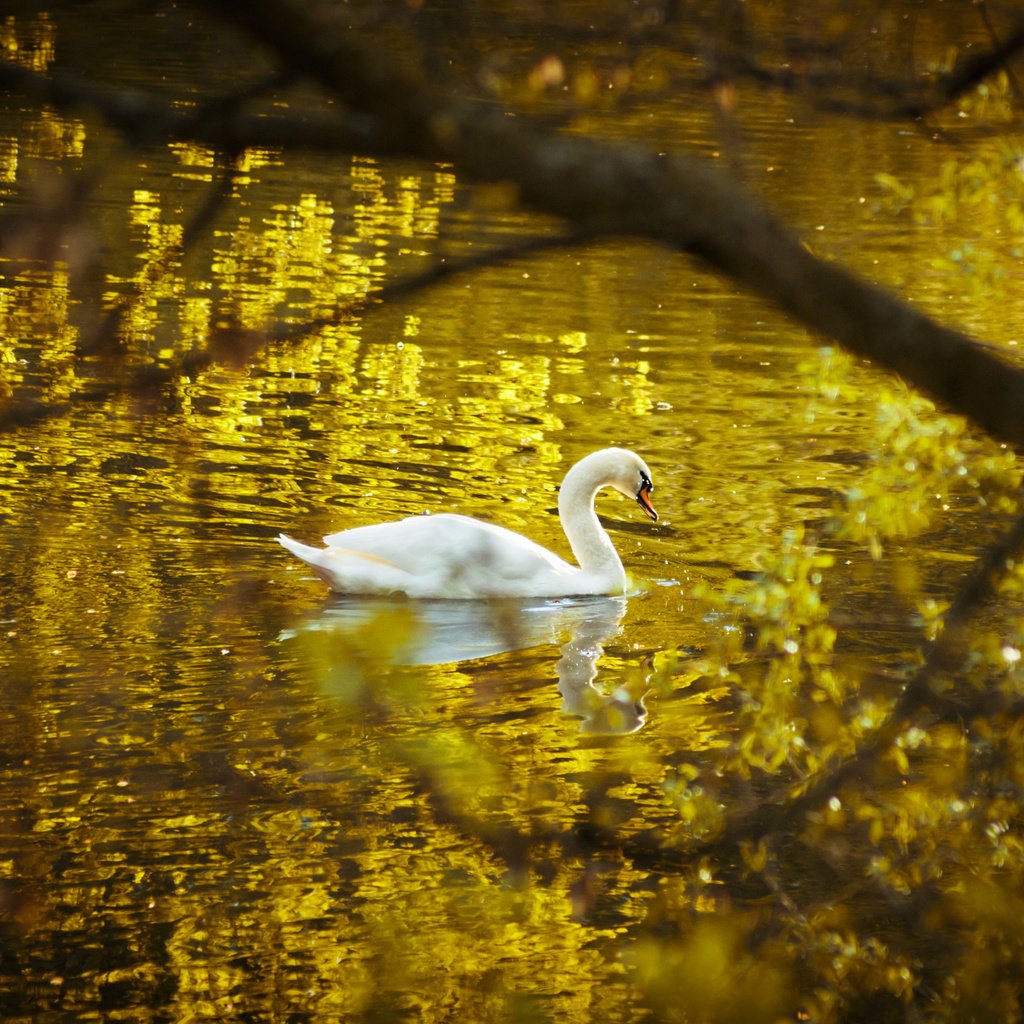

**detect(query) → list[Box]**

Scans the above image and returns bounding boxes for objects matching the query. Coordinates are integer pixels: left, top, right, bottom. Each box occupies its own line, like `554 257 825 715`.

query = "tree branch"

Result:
0 231 588 432
0 59 397 157
699 497 1024 853
196 0 1024 450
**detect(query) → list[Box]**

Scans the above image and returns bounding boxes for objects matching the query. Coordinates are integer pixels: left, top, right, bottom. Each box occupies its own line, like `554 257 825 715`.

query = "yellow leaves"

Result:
795 924 919 1023
830 381 1001 556
739 839 767 872
663 770 725 840
687 525 853 780
300 604 425 705
626 917 790 1024
570 66 600 105
708 526 835 663
887 742 910 776
877 134 1023 227
809 701 844 745
874 171 914 205
875 115 1024 305
801 345 861 408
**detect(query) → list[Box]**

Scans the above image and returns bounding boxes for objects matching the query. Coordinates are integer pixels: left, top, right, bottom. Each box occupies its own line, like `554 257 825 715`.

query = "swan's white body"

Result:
277 447 657 599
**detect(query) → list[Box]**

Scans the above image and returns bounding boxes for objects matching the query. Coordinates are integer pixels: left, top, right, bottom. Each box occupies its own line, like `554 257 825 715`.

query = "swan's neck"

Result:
558 459 625 587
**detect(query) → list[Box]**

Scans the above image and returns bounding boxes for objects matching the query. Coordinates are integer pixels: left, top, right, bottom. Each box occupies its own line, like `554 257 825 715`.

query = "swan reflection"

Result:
282 594 646 733
554 597 646 734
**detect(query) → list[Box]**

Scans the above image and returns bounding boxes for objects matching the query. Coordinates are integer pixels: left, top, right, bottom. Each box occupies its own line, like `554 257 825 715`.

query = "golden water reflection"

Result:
282 594 647 733
2 2 1021 1020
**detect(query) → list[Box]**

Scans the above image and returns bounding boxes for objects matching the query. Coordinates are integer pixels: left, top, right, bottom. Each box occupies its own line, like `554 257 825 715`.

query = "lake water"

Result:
0 3 1018 1020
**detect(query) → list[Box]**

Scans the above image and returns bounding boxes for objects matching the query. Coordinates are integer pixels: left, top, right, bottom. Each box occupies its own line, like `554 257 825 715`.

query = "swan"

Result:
277 447 657 599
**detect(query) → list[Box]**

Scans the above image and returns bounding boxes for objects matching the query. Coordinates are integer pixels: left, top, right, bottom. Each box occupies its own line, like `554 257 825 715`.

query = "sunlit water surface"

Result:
0 4 1017 1021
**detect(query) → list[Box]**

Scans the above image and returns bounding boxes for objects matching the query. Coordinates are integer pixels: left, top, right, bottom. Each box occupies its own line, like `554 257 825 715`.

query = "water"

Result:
0 3 1018 1020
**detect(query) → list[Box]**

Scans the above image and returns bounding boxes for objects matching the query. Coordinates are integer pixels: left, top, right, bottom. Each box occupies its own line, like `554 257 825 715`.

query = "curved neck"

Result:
557 456 625 584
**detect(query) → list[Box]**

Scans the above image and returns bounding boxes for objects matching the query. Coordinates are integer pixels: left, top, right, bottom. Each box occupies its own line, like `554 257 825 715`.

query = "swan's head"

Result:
591 448 659 522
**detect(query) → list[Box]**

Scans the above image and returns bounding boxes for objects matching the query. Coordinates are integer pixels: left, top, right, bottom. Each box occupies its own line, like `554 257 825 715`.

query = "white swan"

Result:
277 447 657 599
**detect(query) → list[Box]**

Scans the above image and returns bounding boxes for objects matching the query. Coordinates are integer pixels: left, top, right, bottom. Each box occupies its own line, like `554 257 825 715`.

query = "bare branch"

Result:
7 9 1024 443
189 0 1024 450
699 497 1024 853
717 20 1024 121
0 59 397 157
0 230 588 432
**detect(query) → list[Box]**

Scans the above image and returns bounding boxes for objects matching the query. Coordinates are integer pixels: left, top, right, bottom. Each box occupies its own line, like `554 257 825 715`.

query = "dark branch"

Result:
721 20 1024 121
0 230 588 432
0 59 397 157
698 497 1024 853
6 10 1024 443
191 0 1024 451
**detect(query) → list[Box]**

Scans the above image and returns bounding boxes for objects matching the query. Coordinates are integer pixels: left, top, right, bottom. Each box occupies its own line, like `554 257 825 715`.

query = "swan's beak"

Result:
636 481 658 522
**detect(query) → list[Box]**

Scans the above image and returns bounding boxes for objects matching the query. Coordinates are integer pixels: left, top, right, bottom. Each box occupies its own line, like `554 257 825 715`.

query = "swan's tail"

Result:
277 533 341 587
277 533 413 594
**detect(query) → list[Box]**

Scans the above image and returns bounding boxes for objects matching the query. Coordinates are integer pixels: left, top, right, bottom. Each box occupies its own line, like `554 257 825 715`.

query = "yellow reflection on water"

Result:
1 12 56 72
3 6 1022 1021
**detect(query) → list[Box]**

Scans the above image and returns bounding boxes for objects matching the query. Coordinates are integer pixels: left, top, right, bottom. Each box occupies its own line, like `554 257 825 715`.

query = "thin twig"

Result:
703 500 1024 852
977 0 1024 107
0 230 590 432
0 60 397 156
77 157 243 358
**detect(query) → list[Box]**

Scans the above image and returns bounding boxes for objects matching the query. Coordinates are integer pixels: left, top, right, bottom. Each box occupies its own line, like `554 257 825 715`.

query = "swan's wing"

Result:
279 533 420 593
322 513 578 591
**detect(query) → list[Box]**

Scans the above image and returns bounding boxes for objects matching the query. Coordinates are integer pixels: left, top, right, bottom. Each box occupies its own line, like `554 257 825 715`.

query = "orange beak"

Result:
636 482 658 522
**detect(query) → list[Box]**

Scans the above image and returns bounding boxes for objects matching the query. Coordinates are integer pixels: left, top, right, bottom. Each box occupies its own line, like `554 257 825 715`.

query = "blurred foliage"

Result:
656 338 1024 1020
875 72 1024 299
